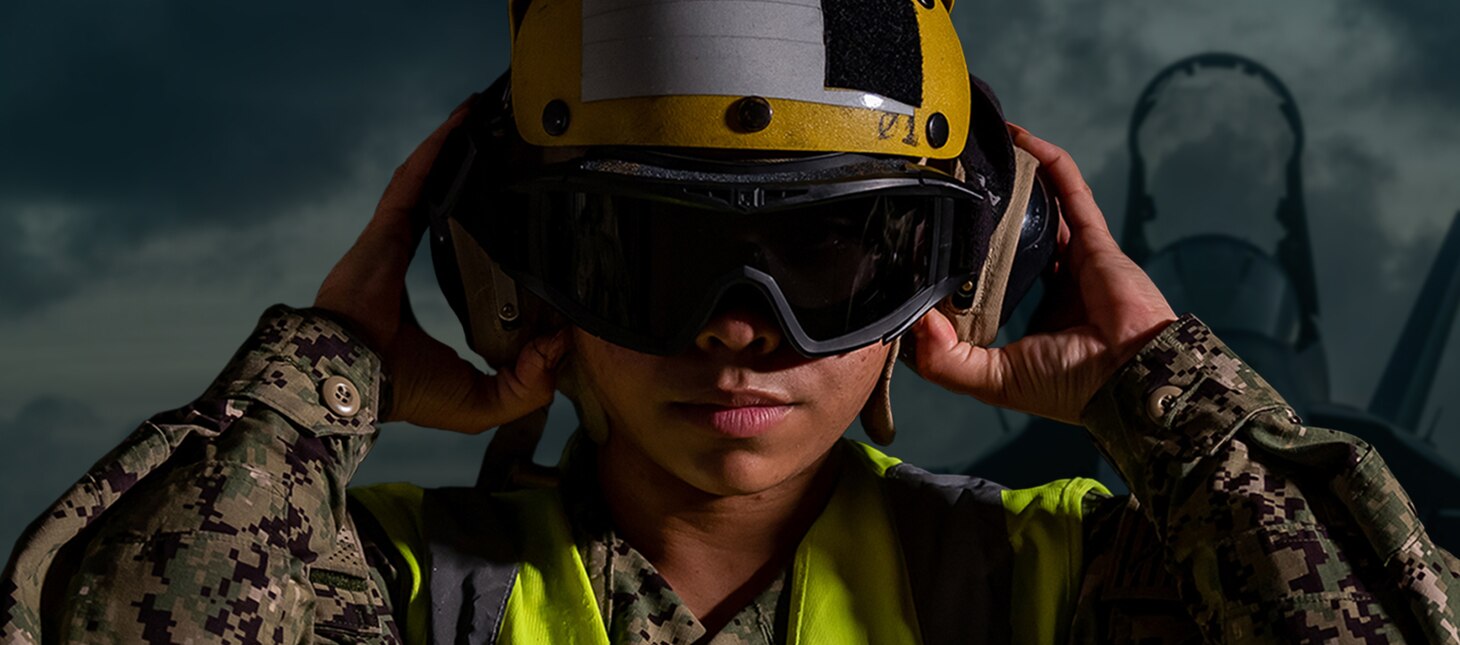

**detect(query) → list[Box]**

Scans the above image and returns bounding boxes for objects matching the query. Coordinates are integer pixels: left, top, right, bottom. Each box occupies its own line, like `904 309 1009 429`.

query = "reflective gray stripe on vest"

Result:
882 462 1014 645
422 488 521 645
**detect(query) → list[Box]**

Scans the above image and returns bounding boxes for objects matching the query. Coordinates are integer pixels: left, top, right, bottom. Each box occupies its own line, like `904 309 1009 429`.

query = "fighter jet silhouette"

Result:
961 52 1460 551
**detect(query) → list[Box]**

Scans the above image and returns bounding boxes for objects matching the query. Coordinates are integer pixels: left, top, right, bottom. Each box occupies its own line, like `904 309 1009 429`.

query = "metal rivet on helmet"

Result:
926 112 949 148
951 278 977 309
731 96 773 133
542 100 570 136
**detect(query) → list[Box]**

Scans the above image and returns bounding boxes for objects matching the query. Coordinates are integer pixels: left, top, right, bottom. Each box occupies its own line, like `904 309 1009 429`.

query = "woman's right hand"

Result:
908 126 1177 426
313 95 569 433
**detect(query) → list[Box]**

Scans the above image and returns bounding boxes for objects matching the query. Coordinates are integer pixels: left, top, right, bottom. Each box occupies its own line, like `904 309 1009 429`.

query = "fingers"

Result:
908 309 1009 407
900 125 1174 424
372 95 477 235
490 329 572 423
315 95 477 340
1008 128 1111 241
388 325 570 433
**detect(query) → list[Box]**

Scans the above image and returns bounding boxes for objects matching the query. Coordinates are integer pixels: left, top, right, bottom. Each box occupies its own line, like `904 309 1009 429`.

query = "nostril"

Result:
696 286 784 355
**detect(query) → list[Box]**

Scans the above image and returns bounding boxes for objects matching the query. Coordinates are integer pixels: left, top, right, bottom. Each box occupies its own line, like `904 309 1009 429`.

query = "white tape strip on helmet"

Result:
581 0 916 115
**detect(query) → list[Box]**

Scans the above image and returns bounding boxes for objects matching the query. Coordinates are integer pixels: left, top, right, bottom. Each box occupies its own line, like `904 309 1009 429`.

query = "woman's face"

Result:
571 296 891 497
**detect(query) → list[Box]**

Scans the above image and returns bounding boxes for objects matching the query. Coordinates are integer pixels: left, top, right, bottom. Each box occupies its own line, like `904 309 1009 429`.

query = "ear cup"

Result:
425 127 477 347
936 71 1055 346
998 173 1060 326
962 74 1016 212
960 74 1061 334
426 72 515 359
425 70 568 372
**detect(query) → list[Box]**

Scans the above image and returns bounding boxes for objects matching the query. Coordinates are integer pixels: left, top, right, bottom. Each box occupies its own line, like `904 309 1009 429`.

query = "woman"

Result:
5 0 1457 642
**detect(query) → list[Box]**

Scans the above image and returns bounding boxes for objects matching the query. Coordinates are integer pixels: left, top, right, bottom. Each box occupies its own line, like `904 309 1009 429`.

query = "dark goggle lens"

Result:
516 191 942 352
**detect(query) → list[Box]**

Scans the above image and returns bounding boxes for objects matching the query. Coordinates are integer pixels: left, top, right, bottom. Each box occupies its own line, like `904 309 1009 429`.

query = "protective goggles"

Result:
452 151 1000 357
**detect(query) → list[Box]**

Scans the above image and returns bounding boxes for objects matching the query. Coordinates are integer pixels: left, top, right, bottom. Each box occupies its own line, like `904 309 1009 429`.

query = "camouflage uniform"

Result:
3 305 1457 643
559 434 788 645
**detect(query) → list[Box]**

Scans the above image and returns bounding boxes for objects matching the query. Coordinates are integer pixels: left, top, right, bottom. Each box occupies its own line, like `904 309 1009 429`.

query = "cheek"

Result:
797 344 888 432
572 329 663 423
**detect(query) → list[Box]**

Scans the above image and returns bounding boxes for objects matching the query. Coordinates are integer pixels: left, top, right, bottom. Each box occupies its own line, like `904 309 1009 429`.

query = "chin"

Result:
672 430 841 498
682 447 792 497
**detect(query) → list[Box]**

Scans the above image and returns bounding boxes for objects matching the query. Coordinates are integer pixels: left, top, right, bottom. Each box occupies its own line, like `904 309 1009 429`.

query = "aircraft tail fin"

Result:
1370 210 1460 431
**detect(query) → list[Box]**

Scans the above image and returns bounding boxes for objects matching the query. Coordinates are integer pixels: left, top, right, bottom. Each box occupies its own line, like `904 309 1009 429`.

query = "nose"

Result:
694 288 784 357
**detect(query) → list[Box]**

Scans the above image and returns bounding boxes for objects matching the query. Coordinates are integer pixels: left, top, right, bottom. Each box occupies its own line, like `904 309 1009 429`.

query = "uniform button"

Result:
322 375 361 418
1147 385 1183 422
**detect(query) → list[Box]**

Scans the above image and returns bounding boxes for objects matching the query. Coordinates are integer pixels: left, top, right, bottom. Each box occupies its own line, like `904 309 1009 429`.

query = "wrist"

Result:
205 305 385 441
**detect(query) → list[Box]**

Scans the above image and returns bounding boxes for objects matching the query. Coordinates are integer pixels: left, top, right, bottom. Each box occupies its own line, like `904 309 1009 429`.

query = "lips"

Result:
673 390 795 438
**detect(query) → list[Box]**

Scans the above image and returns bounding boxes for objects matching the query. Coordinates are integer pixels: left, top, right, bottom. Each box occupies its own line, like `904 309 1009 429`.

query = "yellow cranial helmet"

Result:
426 0 1058 471
506 0 971 159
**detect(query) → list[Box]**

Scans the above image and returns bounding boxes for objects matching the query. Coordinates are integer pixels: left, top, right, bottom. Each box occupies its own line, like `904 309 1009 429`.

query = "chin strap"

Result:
860 337 901 445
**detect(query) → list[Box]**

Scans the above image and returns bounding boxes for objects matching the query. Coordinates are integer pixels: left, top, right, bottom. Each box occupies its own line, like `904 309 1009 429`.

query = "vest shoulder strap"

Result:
881 458 1016 644
999 477 1109 645
861 442 1106 645
350 484 522 645
420 487 521 645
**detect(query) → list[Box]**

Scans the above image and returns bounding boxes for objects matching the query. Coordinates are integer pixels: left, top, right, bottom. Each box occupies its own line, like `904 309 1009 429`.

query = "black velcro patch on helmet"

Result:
821 0 923 107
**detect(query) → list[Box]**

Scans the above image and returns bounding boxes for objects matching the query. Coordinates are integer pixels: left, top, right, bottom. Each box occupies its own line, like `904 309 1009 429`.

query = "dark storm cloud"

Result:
1370 0 1460 104
0 395 123 564
0 2 510 317
1303 135 1431 394
949 2 1158 133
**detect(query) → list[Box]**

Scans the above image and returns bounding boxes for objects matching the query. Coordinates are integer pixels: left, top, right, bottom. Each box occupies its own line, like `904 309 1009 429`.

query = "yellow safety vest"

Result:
350 441 1106 645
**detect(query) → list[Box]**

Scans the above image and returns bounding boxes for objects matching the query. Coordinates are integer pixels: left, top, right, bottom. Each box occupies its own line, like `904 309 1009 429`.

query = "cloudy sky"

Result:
3 1 1458 561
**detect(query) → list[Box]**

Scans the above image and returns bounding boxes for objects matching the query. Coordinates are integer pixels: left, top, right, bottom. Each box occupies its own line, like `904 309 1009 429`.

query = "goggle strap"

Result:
860 336 902 447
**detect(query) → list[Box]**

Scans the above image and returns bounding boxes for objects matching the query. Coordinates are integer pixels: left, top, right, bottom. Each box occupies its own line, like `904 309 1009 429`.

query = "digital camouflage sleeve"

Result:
3 306 1458 644
0 305 399 643
1074 315 1460 643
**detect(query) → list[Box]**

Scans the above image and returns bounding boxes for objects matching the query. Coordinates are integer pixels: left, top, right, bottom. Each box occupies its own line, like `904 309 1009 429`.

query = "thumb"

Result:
387 325 570 434
909 309 1010 406
490 329 572 418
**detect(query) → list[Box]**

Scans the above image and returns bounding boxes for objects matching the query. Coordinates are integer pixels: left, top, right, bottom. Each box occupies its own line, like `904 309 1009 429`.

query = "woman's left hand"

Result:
907 126 1178 425
313 96 568 434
